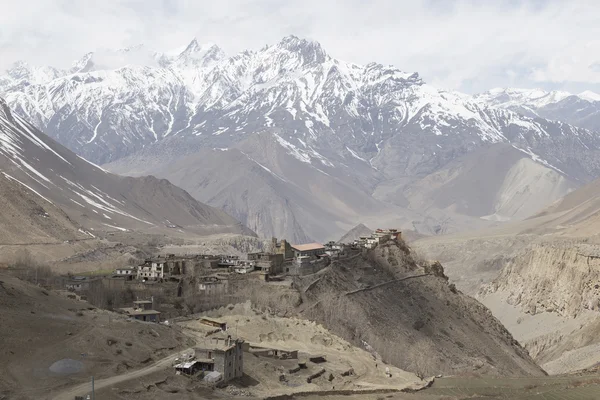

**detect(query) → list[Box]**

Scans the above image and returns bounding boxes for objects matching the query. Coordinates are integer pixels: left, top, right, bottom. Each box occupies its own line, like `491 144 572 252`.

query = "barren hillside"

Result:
0 272 191 400
0 174 87 245
412 176 600 374
0 97 253 237
337 223 373 243
291 241 545 378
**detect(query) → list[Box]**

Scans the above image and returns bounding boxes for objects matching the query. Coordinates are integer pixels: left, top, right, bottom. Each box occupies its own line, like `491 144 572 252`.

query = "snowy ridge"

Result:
475 87 600 136
1 34 583 172
3 36 600 198
476 88 572 109
578 90 600 102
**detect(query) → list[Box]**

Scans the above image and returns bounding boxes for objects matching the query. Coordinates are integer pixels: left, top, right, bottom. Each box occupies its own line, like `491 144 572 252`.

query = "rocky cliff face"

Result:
481 243 600 318
473 241 600 373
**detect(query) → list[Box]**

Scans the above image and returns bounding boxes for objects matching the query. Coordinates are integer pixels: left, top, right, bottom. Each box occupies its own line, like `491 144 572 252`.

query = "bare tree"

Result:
412 340 431 380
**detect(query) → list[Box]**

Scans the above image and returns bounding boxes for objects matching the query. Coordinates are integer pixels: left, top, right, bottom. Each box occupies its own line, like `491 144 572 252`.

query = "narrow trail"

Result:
49 347 194 400
0 237 96 246
345 273 431 295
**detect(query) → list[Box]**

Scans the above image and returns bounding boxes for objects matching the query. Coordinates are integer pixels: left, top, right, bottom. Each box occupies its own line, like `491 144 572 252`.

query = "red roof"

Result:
292 243 325 252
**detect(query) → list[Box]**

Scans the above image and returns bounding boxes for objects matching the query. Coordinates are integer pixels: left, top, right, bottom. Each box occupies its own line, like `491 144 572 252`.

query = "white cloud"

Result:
1 0 599 93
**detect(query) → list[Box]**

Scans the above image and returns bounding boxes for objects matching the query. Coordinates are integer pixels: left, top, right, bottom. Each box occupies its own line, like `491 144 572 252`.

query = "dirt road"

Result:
50 348 194 400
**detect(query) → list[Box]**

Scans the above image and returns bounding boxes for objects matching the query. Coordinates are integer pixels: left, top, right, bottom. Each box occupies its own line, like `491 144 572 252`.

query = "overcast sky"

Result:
1 0 600 94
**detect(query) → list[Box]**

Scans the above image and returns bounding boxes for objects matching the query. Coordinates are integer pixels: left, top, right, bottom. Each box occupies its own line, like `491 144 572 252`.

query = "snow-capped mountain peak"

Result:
258 35 330 68
476 87 572 108
475 86 600 131
2 36 600 182
70 52 95 74
174 38 226 65
4 36 600 241
183 37 202 52
578 90 600 102
2 61 63 89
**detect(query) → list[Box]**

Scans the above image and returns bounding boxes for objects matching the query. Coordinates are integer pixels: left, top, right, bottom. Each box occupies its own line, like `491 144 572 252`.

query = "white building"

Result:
365 237 379 249
115 267 136 277
137 261 165 280
234 264 254 274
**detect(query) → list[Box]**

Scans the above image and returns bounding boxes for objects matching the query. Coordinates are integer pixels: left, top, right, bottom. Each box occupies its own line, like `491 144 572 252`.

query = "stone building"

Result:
65 276 99 292
137 255 224 281
194 336 244 383
272 237 295 260
115 267 136 278
198 275 229 296
376 228 401 240
120 299 161 323
247 252 284 275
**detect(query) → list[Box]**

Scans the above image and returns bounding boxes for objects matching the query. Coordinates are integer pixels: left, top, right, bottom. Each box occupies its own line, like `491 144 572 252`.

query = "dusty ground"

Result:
0 272 192 400
84 302 427 400
179 303 424 398
5 269 600 400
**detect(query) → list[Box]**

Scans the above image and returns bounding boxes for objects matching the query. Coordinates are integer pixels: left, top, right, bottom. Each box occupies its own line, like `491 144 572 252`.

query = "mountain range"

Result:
0 97 252 240
475 87 600 131
3 36 600 241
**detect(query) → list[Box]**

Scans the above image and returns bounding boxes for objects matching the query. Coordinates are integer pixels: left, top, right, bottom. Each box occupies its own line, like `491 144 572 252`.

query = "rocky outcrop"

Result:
291 241 545 377
481 242 600 318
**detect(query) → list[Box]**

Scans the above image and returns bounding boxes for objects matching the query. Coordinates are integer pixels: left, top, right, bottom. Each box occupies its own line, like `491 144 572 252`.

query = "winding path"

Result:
50 347 193 400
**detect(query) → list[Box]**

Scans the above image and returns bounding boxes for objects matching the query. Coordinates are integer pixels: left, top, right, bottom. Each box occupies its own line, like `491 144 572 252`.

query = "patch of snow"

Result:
76 155 110 173
273 133 311 163
70 199 86 207
212 127 229 135
88 119 101 144
78 228 96 238
511 145 566 175
102 223 128 232
346 146 368 163
20 160 52 184
13 115 72 164
480 213 512 222
239 151 288 182
1 172 53 204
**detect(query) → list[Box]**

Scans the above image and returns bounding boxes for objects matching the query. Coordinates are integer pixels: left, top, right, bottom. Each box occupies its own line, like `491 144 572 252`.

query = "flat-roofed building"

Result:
120 298 160 323
199 317 227 331
194 335 244 383
120 308 161 323
291 243 325 260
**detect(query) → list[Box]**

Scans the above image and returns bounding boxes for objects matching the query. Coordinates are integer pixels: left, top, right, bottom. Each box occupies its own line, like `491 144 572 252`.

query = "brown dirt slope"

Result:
0 272 190 400
0 97 253 237
0 173 86 244
293 241 545 378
